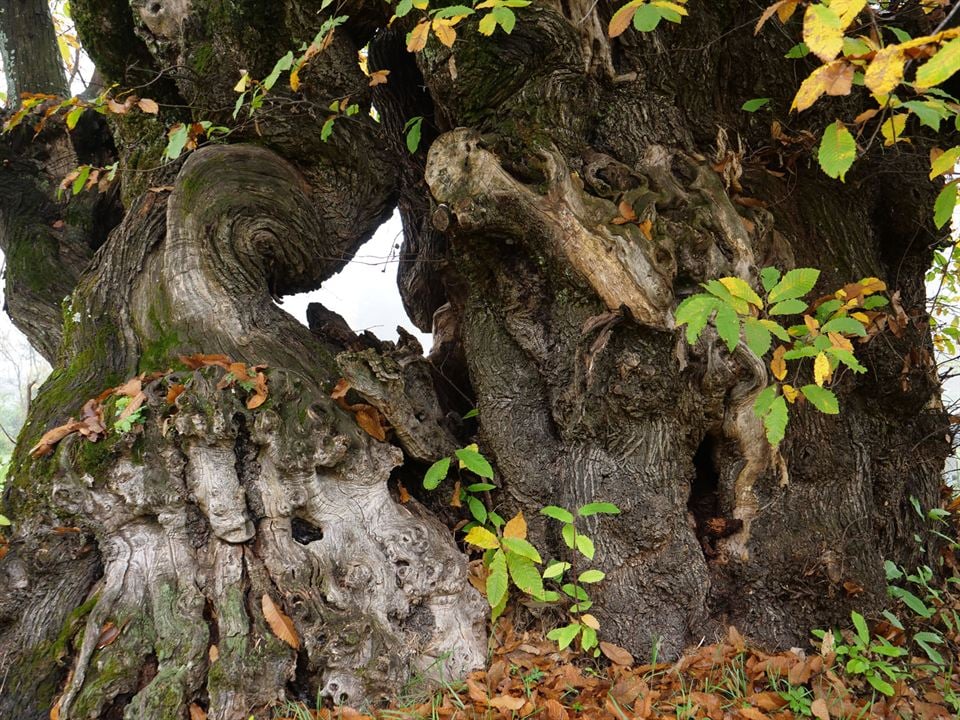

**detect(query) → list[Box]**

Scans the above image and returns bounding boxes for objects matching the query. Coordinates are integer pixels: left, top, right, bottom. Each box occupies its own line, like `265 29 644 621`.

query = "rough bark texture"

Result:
0 1 952 718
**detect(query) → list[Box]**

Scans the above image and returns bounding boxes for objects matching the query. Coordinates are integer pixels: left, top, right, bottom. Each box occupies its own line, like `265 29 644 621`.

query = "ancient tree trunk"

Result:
0 0 951 718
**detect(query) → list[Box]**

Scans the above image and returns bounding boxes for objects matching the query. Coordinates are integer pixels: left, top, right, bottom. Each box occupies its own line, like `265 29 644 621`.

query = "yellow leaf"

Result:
803 3 843 63
262 594 300 650
828 332 854 352
432 19 457 48
831 0 866 30
782 384 799 403
859 277 886 295
864 46 906 95
478 12 497 36
651 1 688 16
814 351 831 387
771 345 787 381
407 21 430 52
777 0 799 23
503 512 527 540
880 114 908 146
851 311 869 323
804 314 820 336
792 63 833 112
720 276 763 308
234 73 250 92
581 613 600 630
289 65 302 92
464 525 500 549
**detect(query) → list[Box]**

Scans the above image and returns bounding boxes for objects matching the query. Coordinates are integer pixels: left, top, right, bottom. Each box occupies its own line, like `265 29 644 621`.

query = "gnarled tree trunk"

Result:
0 1 950 718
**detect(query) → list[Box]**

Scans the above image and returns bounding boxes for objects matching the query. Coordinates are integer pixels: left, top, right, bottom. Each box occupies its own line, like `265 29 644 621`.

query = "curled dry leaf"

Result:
117 391 146 423
353 404 387 441
246 371 268 409
96 621 121 649
262 594 300 650
179 353 232 370
600 640 634 666
188 703 208 720
166 383 186 404
30 421 84 457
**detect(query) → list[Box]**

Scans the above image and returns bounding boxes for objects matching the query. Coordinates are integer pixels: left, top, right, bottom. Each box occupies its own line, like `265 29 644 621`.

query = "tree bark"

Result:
0 1 952 718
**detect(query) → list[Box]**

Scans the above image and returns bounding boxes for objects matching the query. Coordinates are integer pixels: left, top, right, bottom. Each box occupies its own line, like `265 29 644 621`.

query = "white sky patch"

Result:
279 210 432 350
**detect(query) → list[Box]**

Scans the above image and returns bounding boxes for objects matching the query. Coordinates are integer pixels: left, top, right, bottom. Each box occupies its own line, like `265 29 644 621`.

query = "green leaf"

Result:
455 447 494 479
561 583 590 601
463 408 479 419
801 384 839 414
540 505 574 524
674 294 718 344
466 482 496 492
758 319 790 341
0 514 10 526
820 316 867 336
543 560 570 579
815 299 843 322
466 495 488 524
263 51 294 90
934 181 958 230
818 121 856 181
866 673 895 697
506 552 544 597
547 623 582 650
66 105 84 130
863 295 888 309
703 280 750 314
826 347 866 373
785 41 810 58
501 537 542 563
431 5 474 19
632 4 662 31
768 268 821 304
575 534 595 559
404 115 423 154
394 0 413 17
754 385 777 417
487 549 509 608
423 457 450 490
851 611 870 645
916 37 960 89
580 625 598 651
783 345 819 360
492 5 516 33
578 569 605 583
577 502 620 517
71 165 91 195
760 267 781 293
741 97 770 112
164 124 189 161
561 523 576 549
714 302 740 353
889 586 934 618
763 396 789 445
743 318 772 357
769 298 808 316
901 100 948 132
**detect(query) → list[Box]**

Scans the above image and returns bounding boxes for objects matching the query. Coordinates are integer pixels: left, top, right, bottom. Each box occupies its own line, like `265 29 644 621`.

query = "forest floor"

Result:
274 581 960 720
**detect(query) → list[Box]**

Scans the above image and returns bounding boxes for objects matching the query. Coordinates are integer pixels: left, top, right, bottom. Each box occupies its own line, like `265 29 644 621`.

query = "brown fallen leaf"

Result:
246 371 268 410
397 482 411 504
637 218 653 240
179 353 232 370
600 640 634 666
543 698 569 720
50 698 61 720
96 621 121 649
208 644 219 662
30 420 84 457
138 98 159 114
488 694 525 710
262 594 300 650
369 69 390 86
353 404 387 441
811 697 830 720
188 703 207 720
331 378 351 401
166 383 186 404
